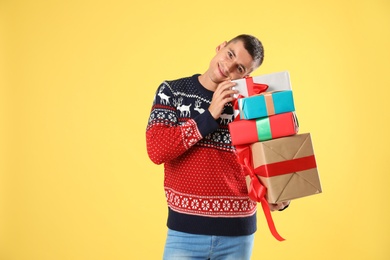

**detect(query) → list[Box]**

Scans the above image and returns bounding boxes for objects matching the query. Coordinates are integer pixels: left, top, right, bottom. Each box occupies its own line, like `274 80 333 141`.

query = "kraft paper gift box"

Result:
229 112 298 146
238 90 295 120
247 133 322 203
232 71 292 98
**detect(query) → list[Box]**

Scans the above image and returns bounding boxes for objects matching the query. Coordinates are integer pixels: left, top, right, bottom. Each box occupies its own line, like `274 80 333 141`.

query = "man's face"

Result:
208 40 256 83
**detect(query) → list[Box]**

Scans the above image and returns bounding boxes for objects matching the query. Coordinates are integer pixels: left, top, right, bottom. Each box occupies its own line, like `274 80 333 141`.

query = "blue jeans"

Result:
163 229 255 260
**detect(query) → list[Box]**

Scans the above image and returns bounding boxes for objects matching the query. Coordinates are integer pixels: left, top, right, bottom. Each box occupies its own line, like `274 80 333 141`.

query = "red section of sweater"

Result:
146 76 256 219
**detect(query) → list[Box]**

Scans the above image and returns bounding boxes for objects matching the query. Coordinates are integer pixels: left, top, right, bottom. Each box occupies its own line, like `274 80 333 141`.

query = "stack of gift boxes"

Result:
229 71 322 240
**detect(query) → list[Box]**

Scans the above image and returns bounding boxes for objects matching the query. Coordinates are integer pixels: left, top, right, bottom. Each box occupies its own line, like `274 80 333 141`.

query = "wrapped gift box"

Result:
238 90 295 120
232 71 292 98
247 133 322 203
229 112 298 146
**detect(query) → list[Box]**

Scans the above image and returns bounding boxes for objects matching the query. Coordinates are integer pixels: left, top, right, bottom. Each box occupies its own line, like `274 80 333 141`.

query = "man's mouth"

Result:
218 63 228 78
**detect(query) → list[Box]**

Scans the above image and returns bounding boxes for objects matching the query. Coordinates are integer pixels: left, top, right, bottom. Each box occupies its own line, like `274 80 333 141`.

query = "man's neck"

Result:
198 73 218 92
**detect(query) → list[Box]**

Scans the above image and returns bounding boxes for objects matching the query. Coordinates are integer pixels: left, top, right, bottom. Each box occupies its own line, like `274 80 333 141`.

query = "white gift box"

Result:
232 71 292 98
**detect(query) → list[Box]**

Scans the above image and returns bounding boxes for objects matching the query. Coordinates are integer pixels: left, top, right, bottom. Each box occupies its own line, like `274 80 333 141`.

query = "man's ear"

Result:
215 41 227 52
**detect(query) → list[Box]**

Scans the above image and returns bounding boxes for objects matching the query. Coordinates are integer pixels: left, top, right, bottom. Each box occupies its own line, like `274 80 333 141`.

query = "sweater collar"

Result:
191 74 214 99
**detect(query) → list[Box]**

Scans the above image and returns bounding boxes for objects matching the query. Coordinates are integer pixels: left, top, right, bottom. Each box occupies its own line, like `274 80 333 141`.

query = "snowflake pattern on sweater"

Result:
146 75 256 226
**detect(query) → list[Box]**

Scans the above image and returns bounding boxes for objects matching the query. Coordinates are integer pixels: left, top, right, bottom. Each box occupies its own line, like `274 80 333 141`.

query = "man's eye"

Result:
238 67 244 73
228 52 233 58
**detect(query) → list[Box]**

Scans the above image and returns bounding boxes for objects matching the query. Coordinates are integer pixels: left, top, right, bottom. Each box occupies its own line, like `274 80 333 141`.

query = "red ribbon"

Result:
233 94 245 111
245 77 269 96
236 145 285 241
254 155 317 177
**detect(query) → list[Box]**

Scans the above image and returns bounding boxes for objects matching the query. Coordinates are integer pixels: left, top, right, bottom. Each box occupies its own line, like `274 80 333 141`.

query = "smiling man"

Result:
200 37 263 122
146 34 288 260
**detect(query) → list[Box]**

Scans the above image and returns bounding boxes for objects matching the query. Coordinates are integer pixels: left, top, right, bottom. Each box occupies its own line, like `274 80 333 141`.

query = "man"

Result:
146 34 289 260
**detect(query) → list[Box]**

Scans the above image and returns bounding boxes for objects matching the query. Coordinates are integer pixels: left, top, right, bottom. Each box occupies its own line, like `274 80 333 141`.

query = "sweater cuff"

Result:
193 110 219 137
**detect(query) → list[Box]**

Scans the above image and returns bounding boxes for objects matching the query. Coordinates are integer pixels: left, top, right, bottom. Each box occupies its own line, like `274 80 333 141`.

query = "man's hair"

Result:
228 34 264 69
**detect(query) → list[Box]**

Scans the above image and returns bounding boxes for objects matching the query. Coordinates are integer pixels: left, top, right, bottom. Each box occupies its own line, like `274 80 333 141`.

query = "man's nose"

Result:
226 61 236 73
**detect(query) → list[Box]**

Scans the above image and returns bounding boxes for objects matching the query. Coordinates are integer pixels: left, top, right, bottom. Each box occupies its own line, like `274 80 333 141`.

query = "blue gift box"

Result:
238 90 295 120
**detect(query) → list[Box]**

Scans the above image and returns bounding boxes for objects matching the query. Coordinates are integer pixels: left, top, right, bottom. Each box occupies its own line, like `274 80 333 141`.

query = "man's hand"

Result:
269 201 290 211
208 81 238 120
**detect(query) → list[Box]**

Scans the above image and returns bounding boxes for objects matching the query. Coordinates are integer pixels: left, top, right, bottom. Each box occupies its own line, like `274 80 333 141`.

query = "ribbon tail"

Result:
260 197 285 241
232 94 245 122
236 145 285 241
248 175 265 202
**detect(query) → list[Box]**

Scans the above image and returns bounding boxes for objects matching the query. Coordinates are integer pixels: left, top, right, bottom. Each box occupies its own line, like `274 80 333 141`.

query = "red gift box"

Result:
229 112 299 146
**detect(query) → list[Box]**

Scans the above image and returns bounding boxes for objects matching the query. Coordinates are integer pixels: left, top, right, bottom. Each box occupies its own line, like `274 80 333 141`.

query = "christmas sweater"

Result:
146 74 257 236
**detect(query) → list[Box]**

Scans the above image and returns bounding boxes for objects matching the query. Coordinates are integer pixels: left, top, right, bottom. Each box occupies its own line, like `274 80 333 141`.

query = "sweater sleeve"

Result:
146 82 219 165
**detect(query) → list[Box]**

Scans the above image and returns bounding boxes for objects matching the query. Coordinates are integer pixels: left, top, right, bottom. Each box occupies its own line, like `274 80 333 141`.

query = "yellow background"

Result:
1 0 390 259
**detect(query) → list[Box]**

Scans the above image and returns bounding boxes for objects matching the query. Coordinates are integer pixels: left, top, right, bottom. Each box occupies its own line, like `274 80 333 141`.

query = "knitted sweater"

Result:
146 74 257 236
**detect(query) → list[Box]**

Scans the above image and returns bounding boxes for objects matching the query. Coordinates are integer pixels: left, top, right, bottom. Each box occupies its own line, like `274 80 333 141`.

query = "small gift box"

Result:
247 133 322 203
229 112 298 146
238 90 295 120
232 71 292 98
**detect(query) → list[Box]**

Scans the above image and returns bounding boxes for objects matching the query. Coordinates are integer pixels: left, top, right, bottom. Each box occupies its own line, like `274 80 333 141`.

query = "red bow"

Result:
245 77 269 96
235 145 285 241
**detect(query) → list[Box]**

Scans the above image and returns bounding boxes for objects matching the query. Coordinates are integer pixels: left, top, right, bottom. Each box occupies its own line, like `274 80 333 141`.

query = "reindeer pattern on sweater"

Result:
150 76 235 151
